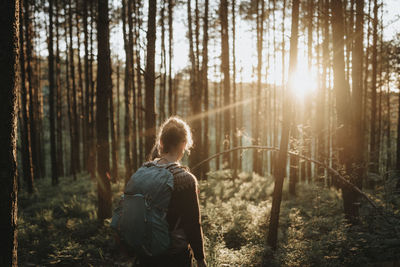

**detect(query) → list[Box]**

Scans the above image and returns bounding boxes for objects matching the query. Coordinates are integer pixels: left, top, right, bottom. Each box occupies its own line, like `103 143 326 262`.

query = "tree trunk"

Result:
144 0 157 159
24 0 39 182
55 0 64 177
352 0 364 188
122 0 132 181
317 0 329 178
76 4 86 171
305 0 313 181
188 0 202 177
202 0 210 175
69 0 80 175
64 1 74 178
116 62 121 159
331 0 358 221
167 0 174 116
135 1 144 164
48 0 58 185
19 0 34 193
96 0 112 220
231 0 238 176
267 0 299 250
397 76 400 169
88 0 96 180
220 0 231 167
369 0 379 173
0 0 19 264
110 67 118 182
253 0 264 174
159 0 167 124
127 0 137 171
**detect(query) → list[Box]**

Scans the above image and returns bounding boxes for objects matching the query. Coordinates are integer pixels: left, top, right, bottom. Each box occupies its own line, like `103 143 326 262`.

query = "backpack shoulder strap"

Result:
167 164 186 176
142 159 186 176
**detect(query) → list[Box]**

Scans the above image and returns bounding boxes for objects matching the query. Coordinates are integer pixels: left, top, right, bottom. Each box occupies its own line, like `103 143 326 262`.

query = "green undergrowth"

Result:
18 174 125 266
18 171 400 266
199 170 400 267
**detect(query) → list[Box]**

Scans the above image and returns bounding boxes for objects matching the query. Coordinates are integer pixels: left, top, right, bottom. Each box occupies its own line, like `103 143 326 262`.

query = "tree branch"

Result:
191 145 378 209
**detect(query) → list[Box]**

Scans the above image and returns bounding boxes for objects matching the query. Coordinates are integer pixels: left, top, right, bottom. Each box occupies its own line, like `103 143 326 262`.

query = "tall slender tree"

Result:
202 0 210 175
127 0 137 171
167 0 174 116
0 0 19 265
188 0 203 176
253 0 264 174
144 0 157 158
19 0 34 193
55 0 64 177
220 0 231 166
369 0 379 173
83 0 90 173
48 0 58 186
231 0 238 175
267 0 299 249
68 0 80 175
96 0 112 220
352 0 364 187
331 0 358 220
135 0 144 164
122 0 132 181
24 0 40 181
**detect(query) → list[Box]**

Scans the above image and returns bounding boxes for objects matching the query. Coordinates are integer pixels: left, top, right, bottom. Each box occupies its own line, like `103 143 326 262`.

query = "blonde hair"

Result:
155 116 193 155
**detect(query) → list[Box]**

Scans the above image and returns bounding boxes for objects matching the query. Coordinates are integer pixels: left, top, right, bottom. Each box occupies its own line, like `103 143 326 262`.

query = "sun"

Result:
289 68 317 99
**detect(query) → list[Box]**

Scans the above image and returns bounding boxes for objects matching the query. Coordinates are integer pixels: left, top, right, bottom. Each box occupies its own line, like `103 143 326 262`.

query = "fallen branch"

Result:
192 145 378 209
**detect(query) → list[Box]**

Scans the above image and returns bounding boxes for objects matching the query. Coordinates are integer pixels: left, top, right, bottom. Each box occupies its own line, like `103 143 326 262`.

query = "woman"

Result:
139 116 206 267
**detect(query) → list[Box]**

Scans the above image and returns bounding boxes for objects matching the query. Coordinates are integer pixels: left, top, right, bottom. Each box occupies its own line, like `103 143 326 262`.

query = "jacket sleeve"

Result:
179 173 205 261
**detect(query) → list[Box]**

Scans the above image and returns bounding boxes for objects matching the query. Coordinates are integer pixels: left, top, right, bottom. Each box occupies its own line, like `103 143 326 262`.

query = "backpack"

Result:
111 160 181 257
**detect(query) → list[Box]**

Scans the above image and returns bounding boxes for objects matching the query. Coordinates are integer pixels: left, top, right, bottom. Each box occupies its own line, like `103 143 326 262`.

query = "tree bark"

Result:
88 0 96 180
55 0 64 177
64 1 74 178
167 0 174 116
19 0 34 193
188 0 202 177
135 1 144 164
352 0 364 188
48 0 58 186
0 0 19 265
253 0 264 174
331 0 358 220
144 0 157 159
369 0 379 173
76 3 86 171
267 0 299 250
316 0 329 178
24 0 39 181
83 0 92 175
122 0 132 181
96 0 112 220
159 0 167 124
110 70 118 182
202 0 210 175
231 0 238 175
127 0 137 171
69 0 80 175
220 0 231 167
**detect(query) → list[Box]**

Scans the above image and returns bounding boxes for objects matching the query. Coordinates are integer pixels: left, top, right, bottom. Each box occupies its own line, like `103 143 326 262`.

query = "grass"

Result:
18 171 400 266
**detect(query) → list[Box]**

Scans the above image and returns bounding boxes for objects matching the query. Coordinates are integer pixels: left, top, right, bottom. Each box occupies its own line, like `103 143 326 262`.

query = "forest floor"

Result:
18 170 400 266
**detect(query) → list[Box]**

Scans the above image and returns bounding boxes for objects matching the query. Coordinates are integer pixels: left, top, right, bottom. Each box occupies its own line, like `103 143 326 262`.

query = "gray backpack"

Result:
111 160 183 256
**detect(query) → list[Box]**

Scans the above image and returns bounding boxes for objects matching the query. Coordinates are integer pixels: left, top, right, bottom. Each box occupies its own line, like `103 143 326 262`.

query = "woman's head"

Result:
152 116 193 160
